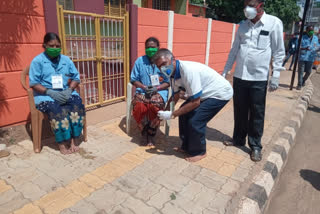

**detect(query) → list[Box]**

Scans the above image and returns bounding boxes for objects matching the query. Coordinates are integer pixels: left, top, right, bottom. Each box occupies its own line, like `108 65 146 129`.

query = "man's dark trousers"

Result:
233 77 268 151
179 98 228 156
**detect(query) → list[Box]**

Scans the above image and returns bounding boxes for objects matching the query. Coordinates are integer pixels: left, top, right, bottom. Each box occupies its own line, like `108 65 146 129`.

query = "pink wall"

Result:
0 0 46 127
137 7 168 57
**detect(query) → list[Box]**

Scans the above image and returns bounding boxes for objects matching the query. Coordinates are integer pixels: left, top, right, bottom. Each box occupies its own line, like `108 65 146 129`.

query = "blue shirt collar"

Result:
173 60 181 80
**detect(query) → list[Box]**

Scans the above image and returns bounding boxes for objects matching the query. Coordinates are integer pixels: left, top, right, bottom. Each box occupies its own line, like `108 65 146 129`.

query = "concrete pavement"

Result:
264 71 320 214
0 69 309 214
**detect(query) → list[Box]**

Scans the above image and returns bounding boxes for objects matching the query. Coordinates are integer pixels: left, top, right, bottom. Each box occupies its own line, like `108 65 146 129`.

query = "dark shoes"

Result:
250 149 262 162
297 85 302 90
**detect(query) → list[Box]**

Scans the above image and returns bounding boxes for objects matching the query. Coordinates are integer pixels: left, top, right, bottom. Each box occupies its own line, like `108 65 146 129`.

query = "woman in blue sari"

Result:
29 33 85 154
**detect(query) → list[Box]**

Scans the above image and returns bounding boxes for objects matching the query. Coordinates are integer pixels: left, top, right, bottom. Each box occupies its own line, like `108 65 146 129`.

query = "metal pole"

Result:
290 0 311 90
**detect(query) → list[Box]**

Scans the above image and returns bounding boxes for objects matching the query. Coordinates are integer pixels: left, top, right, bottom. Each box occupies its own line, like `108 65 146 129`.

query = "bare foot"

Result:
173 147 187 154
70 139 80 153
58 143 72 155
146 136 155 147
185 153 207 162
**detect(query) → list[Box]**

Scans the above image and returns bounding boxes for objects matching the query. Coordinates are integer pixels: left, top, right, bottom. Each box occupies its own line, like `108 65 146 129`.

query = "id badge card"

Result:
52 74 63 89
150 74 160 86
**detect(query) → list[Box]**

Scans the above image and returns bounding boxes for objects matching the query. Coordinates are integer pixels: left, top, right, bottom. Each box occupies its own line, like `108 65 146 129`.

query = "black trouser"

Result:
233 77 268 151
179 98 228 156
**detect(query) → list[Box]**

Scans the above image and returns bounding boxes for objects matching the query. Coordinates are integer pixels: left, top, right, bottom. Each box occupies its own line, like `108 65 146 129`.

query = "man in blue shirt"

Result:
297 26 319 90
282 32 299 70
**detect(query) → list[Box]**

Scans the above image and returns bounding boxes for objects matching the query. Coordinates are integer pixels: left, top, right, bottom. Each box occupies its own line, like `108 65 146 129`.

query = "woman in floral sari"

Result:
29 32 85 154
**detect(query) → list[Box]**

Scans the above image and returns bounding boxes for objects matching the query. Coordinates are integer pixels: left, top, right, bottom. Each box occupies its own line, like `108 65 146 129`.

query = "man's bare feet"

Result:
70 138 80 153
58 143 72 155
185 153 207 162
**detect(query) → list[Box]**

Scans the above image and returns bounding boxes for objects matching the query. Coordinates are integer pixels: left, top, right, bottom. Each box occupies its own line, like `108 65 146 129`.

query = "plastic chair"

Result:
20 66 88 153
126 82 175 136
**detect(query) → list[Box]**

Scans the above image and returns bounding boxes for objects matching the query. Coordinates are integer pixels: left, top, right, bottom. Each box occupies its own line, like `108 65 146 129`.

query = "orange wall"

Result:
173 14 208 63
209 20 234 73
0 0 46 127
137 8 235 74
137 7 168 57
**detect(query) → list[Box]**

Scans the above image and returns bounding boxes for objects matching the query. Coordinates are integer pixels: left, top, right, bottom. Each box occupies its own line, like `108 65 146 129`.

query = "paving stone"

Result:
209 193 232 214
13 204 43 214
161 202 187 214
43 163 89 186
5 167 41 187
60 208 77 214
202 208 219 214
154 171 191 192
122 197 156 214
191 188 217 213
130 161 169 180
113 173 149 195
86 184 129 213
8 145 26 155
220 179 241 195
66 180 94 198
196 169 228 190
79 173 105 190
218 163 237 177
32 173 62 193
17 182 47 201
42 191 82 214
109 205 135 214
0 179 11 194
17 140 34 151
231 167 250 182
135 182 162 202
69 199 99 214
0 161 14 177
238 158 255 170
147 187 173 209
179 180 204 200
0 189 29 214
181 164 202 179
7 158 32 169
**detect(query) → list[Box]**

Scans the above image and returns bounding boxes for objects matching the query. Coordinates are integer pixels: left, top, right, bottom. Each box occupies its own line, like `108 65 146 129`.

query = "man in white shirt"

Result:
222 0 285 162
153 49 233 162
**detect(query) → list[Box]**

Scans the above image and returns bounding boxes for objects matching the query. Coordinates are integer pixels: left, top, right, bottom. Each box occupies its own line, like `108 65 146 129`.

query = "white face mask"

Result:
244 6 257 20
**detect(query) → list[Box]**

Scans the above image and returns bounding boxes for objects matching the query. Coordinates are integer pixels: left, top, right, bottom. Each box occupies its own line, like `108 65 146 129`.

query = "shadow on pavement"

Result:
308 104 320 114
300 169 320 191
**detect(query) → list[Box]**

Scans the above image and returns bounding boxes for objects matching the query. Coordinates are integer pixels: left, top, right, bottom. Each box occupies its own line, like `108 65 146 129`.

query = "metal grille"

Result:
152 0 170 11
57 4 129 108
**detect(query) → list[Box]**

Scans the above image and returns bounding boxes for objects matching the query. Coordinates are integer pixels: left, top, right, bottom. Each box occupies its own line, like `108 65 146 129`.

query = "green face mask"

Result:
145 47 158 58
46 47 61 58
307 30 314 37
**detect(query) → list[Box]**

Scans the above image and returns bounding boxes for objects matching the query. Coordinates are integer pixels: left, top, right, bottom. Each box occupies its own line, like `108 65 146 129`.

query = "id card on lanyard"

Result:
51 59 63 89
149 65 160 86
52 74 63 89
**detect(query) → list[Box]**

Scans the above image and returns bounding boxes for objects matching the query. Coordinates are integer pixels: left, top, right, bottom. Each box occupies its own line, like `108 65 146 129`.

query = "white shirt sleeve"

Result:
223 28 241 75
271 19 286 78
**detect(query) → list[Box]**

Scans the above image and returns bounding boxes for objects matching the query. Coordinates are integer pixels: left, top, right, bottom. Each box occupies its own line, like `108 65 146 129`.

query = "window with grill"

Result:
152 0 170 11
104 0 126 16
58 0 74 10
